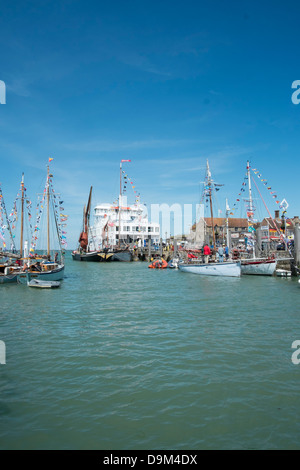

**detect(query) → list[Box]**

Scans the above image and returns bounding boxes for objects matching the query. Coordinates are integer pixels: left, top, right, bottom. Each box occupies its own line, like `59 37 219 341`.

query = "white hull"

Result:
179 261 241 277
276 269 291 277
241 259 277 276
27 278 61 288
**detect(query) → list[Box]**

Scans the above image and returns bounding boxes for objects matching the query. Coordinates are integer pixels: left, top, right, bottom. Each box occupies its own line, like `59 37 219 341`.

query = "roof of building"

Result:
259 217 295 231
204 217 248 228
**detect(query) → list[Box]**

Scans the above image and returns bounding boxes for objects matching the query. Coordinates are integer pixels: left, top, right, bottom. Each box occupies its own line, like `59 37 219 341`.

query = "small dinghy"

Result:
168 257 182 269
27 278 60 288
148 259 168 269
276 269 291 277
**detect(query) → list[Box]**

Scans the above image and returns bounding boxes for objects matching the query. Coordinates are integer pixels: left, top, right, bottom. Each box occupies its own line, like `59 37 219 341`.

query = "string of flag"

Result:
121 170 141 204
251 167 281 207
30 159 68 253
9 181 33 245
0 185 15 249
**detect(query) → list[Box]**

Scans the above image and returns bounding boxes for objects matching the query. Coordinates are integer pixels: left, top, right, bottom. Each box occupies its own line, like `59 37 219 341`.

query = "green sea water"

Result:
0 253 300 450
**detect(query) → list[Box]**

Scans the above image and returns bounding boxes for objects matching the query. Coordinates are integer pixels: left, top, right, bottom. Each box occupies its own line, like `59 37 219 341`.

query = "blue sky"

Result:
1 0 300 247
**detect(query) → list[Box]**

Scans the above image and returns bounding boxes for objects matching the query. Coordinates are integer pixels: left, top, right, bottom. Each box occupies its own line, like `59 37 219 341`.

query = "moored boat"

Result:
181 160 241 278
18 161 65 283
72 250 101 262
148 259 168 269
168 256 182 269
27 279 60 288
0 175 28 283
25 272 61 288
276 268 292 277
17 261 64 284
241 257 277 276
179 260 241 277
72 186 102 262
0 263 22 284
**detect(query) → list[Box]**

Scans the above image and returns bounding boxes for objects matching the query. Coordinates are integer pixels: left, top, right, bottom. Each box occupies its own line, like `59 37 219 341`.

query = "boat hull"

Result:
72 251 101 262
241 259 277 276
0 273 19 284
17 265 65 284
0 266 22 284
28 279 61 288
111 251 132 262
97 250 132 262
179 261 241 277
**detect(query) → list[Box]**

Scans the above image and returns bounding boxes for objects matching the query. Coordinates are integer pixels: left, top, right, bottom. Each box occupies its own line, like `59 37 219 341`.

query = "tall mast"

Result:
247 161 253 215
118 161 122 248
226 198 230 247
247 160 255 258
85 186 93 249
47 165 50 257
86 186 93 232
20 173 24 257
207 160 216 248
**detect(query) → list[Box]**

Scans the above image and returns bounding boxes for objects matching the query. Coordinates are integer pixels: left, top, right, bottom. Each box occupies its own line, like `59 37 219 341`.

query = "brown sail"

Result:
79 187 92 252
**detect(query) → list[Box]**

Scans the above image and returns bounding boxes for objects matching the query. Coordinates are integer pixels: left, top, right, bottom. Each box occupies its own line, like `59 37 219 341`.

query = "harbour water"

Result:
0 253 300 450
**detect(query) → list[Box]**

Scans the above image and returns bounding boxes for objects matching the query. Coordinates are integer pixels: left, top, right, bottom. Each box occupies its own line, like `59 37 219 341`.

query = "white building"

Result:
89 196 160 249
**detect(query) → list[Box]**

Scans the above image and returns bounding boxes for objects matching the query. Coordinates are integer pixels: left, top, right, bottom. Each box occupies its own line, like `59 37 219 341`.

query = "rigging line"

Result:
0 186 16 251
251 174 285 243
50 184 64 257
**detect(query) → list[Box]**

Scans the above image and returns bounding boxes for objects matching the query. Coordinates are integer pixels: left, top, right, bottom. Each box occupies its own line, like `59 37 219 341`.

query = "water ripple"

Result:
1 254 300 449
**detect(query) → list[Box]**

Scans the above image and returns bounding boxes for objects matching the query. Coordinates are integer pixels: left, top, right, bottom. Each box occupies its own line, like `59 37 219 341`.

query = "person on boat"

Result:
225 245 229 260
203 244 211 263
218 245 224 262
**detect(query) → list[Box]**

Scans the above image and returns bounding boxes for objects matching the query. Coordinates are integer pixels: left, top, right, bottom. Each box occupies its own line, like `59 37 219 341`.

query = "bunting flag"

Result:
251 166 283 207
29 169 67 252
121 170 141 204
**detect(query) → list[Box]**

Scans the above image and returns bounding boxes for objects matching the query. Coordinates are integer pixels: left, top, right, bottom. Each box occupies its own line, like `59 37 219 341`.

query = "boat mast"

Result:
47 165 50 258
226 198 230 247
207 160 216 248
20 173 24 257
118 161 122 248
247 161 255 258
86 186 92 251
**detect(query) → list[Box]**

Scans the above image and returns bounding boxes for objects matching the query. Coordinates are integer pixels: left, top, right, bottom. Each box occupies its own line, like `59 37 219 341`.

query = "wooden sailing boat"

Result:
0 174 27 284
17 163 65 283
239 161 277 276
72 186 102 261
179 160 241 277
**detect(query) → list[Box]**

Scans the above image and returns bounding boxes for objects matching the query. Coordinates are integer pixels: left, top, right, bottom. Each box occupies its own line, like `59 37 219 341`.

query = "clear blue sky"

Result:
1 0 300 247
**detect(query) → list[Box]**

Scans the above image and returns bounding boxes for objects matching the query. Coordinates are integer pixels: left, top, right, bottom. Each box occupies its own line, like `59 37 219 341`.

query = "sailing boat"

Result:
0 176 24 283
17 163 65 284
179 160 241 277
72 186 101 261
239 161 277 276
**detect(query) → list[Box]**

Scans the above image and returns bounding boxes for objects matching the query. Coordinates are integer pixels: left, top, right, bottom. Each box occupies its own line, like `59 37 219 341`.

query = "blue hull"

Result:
0 273 19 284
17 265 65 284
